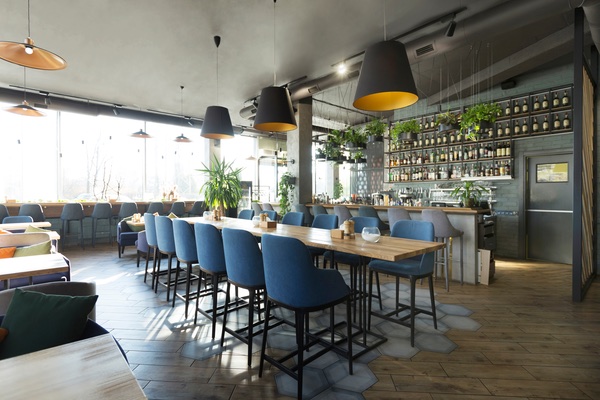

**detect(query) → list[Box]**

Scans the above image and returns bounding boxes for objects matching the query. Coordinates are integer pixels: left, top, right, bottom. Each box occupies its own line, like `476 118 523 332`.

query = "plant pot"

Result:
464 198 476 208
356 158 367 163
368 135 383 143
399 132 418 142
479 121 493 130
438 123 458 133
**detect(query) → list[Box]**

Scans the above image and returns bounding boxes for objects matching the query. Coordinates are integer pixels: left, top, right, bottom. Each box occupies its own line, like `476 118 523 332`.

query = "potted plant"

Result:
323 141 340 161
198 156 243 216
344 127 367 149
353 151 366 163
365 118 387 143
315 146 326 160
328 130 344 148
460 103 501 140
450 181 489 208
435 111 459 133
390 119 421 144
278 172 295 217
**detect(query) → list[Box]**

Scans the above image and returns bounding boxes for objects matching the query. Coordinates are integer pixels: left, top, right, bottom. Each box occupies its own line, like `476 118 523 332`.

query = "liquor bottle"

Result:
479 144 485 159
522 99 529 113
542 116 549 131
514 121 521 135
553 114 561 129
424 118 429 130
504 102 511 116
496 124 503 138
425 134 430 147
505 161 511 176
522 119 529 134
552 92 560 107
497 143 504 157
449 132 455 143
505 142 511 157
504 122 511 136
513 100 520 114
542 94 549 110
499 163 506 176
532 118 539 132
443 134 447 145
563 113 570 129
533 96 540 111
561 90 570 106
418 135 423 147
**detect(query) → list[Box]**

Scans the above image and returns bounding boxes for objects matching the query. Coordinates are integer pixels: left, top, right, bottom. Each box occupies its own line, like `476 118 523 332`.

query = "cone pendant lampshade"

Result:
353 41 418 111
201 105 234 139
253 86 297 132
6 100 44 117
0 37 66 70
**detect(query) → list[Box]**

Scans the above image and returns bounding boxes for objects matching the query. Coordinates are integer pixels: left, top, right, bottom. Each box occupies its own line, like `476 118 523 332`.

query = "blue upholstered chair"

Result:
294 204 313 226
194 223 228 337
312 204 327 216
172 219 199 317
169 201 186 217
259 210 277 221
2 216 33 224
281 211 304 226
188 201 207 217
18 203 45 222
135 230 150 269
333 205 352 225
238 209 254 220
146 202 164 215
0 204 9 223
60 203 85 249
388 208 411 230
221 228 269 366
143 213 159 286
154 216 178 302
323 216 382 315
91 202 112 247
359 205 389 232
118 202 138 220
308 214 338 268
259 234 352 399
116 219 138 257
368 220 437 347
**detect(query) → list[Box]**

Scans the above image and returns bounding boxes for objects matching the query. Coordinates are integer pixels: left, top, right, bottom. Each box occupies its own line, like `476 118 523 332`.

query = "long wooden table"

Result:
0 334 146 399
0 253 69 289
181 216 445 356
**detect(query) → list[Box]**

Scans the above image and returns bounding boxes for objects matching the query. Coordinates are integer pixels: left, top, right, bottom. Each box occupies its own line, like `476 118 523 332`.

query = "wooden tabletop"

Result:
0 334 146 399
0 221 52 230
180 217 444 262
0 253 69 284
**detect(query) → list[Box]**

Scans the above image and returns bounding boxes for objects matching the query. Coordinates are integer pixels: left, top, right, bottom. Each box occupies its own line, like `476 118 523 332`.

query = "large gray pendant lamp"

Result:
0 0 67 70
201 36 234 139
253 0 297 132
353 1 418 111
6 68 44 117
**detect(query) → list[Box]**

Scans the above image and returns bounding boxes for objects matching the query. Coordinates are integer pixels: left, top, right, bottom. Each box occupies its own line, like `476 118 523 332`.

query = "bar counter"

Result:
307 203 489 285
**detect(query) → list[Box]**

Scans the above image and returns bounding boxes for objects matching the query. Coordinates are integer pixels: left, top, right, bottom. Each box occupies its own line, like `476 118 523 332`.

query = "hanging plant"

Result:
353 151 366 163
460 103 501 140
435 111 460 133
365 118 387 142
328 130 345 148
344 127 367 149
315 146 326 160
390 119 421 144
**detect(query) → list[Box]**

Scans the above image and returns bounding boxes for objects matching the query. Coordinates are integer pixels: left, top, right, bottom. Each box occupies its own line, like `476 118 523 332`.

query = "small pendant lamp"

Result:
6 68 44 117
253 0 297 132
201 36 234 139
353 41 418 111
131 129 150 138
174 86 192 142
0 0 67 70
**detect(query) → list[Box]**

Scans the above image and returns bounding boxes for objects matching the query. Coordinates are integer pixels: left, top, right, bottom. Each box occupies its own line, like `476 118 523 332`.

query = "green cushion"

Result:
13 241 51 257
0 289 98 359
24 225 51 234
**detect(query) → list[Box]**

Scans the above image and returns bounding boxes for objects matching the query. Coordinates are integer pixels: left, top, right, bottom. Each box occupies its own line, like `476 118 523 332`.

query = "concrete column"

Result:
287 97 313 204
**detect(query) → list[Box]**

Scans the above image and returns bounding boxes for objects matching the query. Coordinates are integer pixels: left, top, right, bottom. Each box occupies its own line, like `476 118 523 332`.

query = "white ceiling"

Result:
0 0 583 130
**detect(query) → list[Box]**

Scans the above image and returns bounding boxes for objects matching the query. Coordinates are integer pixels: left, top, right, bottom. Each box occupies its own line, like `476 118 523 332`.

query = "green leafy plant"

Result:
460 103 501 140
315 146 326 159
344 127 367 148
278 172 296 216
365 118 387 142
390 119 421 143
435 111 459 128
353 151 366 163
333 181 343 199
450 181 489 208
198 156 243 214
323 141 341 160
328 130 345 147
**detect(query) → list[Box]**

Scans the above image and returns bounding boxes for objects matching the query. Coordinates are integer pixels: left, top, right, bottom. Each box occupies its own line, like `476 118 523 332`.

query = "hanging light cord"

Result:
180 85 184 115
23 68 27 102
27 0 31 38
273 0 277 86
383 0 387 41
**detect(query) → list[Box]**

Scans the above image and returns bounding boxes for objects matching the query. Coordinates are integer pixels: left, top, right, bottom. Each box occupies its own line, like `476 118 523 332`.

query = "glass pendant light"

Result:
253 0 297 132
201 36 234 139
0 0 67 70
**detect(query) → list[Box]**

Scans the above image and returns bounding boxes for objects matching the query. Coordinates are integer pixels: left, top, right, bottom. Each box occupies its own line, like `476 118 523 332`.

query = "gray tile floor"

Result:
67 244 478 399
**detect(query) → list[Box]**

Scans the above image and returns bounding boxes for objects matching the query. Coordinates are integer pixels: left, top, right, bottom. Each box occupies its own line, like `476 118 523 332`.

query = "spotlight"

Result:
185 117 194 127
336 62 347 75
112 107 120 116
445 20 456 37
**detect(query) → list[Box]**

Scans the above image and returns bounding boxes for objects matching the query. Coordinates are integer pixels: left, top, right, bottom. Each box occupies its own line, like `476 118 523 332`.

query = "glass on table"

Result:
362 226 381 243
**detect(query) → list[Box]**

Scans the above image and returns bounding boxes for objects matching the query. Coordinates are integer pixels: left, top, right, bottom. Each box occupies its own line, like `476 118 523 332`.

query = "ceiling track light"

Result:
0 0 67 70
201 35 234 139
445 19 457 37
253 0 297 133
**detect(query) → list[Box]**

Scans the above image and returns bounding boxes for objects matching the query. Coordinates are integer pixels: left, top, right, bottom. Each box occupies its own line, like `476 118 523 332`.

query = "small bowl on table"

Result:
361 227 381 243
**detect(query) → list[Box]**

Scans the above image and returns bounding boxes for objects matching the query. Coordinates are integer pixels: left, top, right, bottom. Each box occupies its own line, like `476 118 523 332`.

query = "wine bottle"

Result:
513 100 520 114
522 99 529 113
522 119 529 134
563 113 570 129
553 115 561 129
542 95 549 110
562 90 570 106
505 102 511 116
514 121 521 135
505 142 511 157
533 96 540 111
552 92 560 107
504 122 511 136
532 118 539 132
542 116 549 131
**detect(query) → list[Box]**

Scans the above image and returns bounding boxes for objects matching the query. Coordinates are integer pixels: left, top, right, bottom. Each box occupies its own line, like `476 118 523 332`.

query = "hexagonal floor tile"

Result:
441 314 481 331
325 361 377 393
275 367 329 399
438 303 474 316
415 332 457 353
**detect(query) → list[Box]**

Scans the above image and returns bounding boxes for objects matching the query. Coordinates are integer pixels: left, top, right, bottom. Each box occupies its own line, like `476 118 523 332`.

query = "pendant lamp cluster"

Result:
201 35 234 140
353 1 418 112
1 0 67 117
253 0 297 133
